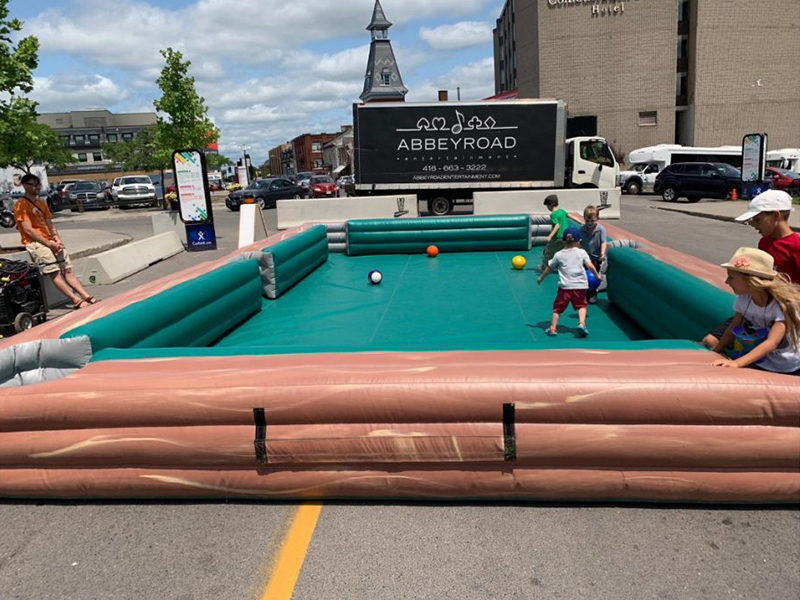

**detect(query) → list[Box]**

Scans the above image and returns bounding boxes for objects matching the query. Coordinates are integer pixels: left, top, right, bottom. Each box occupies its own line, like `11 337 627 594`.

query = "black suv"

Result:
654 162 742 203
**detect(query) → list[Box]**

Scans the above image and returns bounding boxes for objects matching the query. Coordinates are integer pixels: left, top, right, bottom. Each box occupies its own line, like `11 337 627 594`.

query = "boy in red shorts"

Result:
537 226 602 337
735 189 799 284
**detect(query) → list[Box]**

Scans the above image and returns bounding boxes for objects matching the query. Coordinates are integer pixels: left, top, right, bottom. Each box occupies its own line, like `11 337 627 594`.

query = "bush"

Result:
165 192 178 201
226 183 243 192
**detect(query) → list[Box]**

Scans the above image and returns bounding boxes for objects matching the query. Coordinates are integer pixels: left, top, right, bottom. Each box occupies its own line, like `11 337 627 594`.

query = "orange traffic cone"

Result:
731 187 738 201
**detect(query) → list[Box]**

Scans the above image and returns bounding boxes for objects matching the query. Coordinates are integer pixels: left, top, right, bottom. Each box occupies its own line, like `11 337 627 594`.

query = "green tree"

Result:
0 104 73 173
102 127 161 171
205 153 232 172
0 1 71 173
152 47 218 166
0 0 37 103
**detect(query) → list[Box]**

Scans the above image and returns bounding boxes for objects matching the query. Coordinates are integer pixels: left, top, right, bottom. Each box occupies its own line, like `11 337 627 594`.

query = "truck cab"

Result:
565 137 619 190
617 162 661 195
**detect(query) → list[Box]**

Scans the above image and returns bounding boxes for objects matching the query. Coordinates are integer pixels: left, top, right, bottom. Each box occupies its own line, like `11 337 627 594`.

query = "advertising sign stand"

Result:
741 133 769 200
172 149 218 251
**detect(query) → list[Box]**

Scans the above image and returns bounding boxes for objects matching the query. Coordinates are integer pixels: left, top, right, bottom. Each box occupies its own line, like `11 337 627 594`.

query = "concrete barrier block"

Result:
74 232 184 285
473 188 621 219
276 195 418 229
151 212 188 245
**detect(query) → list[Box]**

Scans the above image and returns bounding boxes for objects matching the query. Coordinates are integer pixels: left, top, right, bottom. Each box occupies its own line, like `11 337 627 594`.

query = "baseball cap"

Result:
562 226 581 241
734 189 793 222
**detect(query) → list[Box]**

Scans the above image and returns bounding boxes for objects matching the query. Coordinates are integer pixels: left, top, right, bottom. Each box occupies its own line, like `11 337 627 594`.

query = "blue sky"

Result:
9 0 504 164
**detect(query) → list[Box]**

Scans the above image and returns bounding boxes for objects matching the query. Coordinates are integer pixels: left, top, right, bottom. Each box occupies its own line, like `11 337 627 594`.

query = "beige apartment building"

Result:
494 0 800 161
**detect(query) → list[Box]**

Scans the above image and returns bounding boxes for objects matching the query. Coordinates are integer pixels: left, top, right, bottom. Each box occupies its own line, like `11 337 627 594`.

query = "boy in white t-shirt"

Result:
537 226 602 337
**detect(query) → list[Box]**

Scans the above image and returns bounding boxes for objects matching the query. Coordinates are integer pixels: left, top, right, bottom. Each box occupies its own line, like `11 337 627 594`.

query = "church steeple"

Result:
360 0 407 103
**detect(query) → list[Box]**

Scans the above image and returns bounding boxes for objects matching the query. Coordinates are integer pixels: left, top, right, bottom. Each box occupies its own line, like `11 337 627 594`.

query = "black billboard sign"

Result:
354 102 560 185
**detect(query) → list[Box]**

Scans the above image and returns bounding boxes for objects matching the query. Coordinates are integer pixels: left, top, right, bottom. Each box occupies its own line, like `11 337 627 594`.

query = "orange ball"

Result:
427 245 439 258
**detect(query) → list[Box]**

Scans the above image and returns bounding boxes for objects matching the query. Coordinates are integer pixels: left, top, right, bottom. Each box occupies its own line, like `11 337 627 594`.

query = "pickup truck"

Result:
112 176 158 207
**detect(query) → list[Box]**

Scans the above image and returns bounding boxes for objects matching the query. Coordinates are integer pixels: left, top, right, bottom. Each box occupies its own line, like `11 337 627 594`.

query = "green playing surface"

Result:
212 249 681 353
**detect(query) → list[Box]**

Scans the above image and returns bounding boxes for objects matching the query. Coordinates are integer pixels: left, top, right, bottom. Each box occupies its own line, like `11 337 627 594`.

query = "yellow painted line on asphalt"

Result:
260 502 323 600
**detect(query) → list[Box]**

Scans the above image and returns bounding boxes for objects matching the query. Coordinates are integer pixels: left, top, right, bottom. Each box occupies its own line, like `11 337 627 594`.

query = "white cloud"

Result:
22 0 500 163
406 57 495 102
31 73 128 112
419 21 493 51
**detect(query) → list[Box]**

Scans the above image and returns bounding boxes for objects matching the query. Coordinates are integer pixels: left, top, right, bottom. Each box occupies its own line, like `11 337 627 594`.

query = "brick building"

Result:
268 144 289 177
494 0 800 161
291 133 338 174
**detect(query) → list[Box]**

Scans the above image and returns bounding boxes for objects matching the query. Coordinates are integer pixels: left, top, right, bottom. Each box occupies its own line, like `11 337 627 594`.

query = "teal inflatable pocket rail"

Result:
346 214 531 255
607 247 733 341
62 259 263 352
262 224 328 298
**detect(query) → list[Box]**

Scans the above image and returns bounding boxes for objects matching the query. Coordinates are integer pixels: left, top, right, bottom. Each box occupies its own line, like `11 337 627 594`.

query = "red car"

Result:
765 167 800 195
308 175 338 198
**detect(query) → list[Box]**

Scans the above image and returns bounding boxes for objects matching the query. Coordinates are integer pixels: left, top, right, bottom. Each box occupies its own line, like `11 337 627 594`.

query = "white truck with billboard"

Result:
618 144 742 194
352 99 619 215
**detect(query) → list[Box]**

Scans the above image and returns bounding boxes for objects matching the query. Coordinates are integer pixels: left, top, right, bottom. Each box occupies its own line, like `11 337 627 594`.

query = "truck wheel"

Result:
13 312 34 333
625 180 641 195
661 186 678 202
429 196 452 216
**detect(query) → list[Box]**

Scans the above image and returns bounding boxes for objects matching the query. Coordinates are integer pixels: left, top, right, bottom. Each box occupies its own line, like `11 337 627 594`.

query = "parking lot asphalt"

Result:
652 197 800 231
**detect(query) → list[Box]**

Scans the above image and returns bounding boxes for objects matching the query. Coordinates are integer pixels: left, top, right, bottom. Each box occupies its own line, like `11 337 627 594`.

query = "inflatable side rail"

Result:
0 336 91 386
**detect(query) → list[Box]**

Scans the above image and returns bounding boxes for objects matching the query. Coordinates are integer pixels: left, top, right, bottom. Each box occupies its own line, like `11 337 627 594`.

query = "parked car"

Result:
112 176 158 207
765 167 800 196
225 178 306 211
308 175 338 198
47 179 81 211
336 175 354 187
653 162 742 202
208 178 224 191
295 176 312 194
65 180 111 211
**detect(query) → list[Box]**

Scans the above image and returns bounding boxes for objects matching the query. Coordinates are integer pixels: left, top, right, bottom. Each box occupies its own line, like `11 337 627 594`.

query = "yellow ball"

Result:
512 255 526 270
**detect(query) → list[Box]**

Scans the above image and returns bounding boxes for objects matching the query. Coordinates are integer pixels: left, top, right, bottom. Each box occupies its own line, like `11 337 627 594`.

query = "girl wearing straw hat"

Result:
707 247 800 373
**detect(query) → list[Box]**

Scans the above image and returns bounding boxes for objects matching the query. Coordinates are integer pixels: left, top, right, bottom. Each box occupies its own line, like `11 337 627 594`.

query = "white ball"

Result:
368 270 383 285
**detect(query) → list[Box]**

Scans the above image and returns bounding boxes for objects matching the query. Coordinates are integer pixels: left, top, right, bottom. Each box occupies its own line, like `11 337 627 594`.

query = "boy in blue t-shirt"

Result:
579 205 607 304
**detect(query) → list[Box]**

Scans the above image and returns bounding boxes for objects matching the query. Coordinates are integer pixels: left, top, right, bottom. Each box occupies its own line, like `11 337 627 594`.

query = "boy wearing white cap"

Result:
735 190 799 284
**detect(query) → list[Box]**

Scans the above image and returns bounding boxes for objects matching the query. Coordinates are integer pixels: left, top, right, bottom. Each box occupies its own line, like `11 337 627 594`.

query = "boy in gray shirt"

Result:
579 205 607 304
537 227 602 337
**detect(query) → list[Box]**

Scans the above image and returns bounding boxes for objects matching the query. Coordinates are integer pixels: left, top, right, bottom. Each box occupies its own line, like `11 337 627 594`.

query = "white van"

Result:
766 148 800 173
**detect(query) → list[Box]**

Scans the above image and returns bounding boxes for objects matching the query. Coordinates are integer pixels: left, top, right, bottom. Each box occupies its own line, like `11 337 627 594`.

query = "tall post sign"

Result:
172 149 217 251
741 133 769 200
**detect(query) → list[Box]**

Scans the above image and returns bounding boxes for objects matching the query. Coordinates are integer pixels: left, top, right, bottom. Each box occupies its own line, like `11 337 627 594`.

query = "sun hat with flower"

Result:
720 247 776 279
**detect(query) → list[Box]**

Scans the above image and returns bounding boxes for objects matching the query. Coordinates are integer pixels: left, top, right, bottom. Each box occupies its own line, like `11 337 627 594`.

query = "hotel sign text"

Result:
547 0 636 17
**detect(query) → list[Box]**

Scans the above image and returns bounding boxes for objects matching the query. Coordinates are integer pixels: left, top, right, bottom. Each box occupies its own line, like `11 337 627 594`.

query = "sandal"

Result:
81 295 98 304
71 299 90 310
